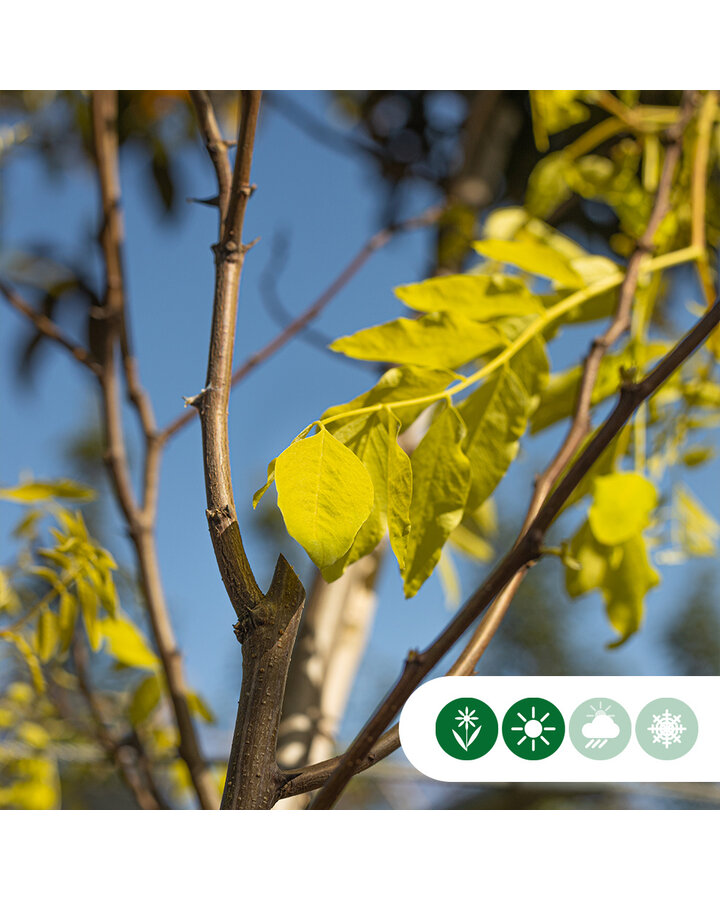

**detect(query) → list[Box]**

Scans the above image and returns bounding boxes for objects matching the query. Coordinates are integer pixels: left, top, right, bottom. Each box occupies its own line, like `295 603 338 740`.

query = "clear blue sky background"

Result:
1 92 718 782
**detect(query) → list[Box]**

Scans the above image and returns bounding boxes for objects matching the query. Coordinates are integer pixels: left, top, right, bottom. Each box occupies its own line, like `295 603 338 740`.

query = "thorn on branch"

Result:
186 195 220 207
183 386 211 410
241 236 261 254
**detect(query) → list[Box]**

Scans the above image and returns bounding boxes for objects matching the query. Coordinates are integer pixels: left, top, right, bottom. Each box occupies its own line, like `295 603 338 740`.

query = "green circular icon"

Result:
502 698 565 759
635 698 698 760
435 697 498 760
569 697 632 760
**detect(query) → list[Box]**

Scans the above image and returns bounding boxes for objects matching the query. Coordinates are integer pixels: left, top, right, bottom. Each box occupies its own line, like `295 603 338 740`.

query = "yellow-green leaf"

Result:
253 458 276 509
0 480 96 504
473 239 585 288
330 312 503 369
403 406 471 598
35 609 59 663
129 673 163 726
322 409 412 580
275 427 375 570
564 521 613 598
458 365 529 510
323 365 453 432
4 634 45 693
188 691 215 724
674 484 720 557
588 472 658 546
57 591 78 654
602 534 660 647
395 274 542 320
76 578 101 651
100 616 159 670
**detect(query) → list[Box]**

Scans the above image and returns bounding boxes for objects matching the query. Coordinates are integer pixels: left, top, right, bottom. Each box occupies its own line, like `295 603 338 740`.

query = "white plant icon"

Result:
453 706 481 752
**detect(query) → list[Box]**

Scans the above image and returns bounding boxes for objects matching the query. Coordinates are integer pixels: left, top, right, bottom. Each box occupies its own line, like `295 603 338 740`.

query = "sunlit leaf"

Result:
458 365 529 510
100 616 159 670
275 427 375 570
129 673 163 726
330 312 503 369
588 472 658 545
395 274 542 320
473 239 585 288
403 406 471 598
0 480 95 504
322 409 412 580
674 484 720 557
323 365 453 432
602 534 660 647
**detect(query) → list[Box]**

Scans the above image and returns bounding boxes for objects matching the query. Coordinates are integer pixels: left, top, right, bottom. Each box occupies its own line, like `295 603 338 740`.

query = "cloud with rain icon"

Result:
582 703 620 749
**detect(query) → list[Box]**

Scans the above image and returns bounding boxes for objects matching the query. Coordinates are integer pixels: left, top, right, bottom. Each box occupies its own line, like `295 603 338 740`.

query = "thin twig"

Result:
189 91 233 227
0 281 102 376
161 204 443 441
195 89 264 617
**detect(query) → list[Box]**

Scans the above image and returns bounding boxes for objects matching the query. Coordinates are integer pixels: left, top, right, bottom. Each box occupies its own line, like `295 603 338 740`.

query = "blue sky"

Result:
1 91 718 767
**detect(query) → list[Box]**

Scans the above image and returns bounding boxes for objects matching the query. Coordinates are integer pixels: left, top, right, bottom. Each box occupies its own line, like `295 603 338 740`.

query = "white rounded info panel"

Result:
398 676 719 782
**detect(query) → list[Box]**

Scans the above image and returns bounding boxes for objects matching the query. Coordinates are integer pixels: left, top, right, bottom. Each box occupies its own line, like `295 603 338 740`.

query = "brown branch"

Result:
0 280 102 376
161 204 443 441
189 92 308 810
306 293 720 808
90 90 219 810
195 90 264 617
189 91 233 226
72 635 169 810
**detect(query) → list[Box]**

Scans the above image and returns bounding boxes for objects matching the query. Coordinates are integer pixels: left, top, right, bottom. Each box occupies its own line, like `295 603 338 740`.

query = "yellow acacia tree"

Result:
1 90 719 809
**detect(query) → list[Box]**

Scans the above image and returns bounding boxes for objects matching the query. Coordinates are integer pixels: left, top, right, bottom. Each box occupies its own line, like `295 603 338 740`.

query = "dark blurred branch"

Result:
71 634 169 810
87 90 219 810
0 280 102 376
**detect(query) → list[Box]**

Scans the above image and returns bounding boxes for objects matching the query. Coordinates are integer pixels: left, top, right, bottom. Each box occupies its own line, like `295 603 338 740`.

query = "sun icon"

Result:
503 698 565 759
510 704 557 752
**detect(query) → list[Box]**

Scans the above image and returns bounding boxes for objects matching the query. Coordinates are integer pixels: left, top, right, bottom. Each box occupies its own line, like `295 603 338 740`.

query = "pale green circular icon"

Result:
569 698 631 760
635 698 698 760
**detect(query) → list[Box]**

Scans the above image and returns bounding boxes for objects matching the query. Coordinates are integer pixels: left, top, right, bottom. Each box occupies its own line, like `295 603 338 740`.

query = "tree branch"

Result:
189 91 233 226
0 280 102 376
90 90 219 810
190 90 309 810
195 90 264 617
306 293 720 808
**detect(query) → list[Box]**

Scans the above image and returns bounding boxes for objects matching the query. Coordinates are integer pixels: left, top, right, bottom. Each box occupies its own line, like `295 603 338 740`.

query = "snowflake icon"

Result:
648 708 687 749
